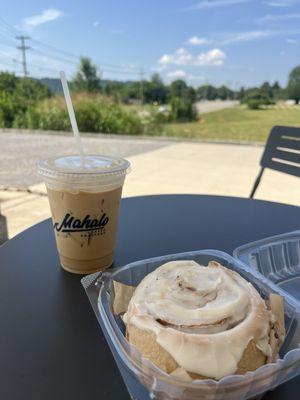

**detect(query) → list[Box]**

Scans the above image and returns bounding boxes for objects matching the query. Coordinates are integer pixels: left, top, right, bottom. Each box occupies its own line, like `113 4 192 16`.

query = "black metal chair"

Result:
250 126 300 198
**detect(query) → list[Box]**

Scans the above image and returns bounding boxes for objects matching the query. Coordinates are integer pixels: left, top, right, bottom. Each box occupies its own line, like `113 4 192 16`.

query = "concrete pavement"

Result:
0 130 171 186
1 134 299 239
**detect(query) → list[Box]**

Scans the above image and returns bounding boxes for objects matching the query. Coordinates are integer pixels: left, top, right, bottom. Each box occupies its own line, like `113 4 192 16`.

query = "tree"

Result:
143 74 168 104
244 90 274 109
168 80 197 121
271 81 285 101
72 57 101 92
170 96 197 121
187 86 196 103
237 86 245 101
287 65 300 104
272 81 280 93
260 81 273 98
0 72 17 94
217 85 234 100
16 78 51 102
151 73 163 85
104 81 126 102
197 85 218 100
170 80 196 103
170 80 188 98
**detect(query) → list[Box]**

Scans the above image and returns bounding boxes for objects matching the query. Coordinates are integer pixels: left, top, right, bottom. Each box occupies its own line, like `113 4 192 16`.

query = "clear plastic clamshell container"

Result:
81 250 300 400
234 230 300 303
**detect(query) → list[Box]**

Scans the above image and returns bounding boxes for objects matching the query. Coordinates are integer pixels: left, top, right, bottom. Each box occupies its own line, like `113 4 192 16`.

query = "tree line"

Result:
0 57 300 130
57 57 300 106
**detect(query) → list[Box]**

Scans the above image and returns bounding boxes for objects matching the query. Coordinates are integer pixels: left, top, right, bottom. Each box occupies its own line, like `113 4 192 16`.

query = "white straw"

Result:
60 71 84 165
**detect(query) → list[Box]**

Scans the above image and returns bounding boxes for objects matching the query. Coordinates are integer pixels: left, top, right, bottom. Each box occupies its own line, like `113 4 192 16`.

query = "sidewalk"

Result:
1 141 300 238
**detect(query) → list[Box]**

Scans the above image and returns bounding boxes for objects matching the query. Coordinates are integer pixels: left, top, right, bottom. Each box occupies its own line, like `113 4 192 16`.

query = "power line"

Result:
0 28 17 43
17 60 58 74
30 38 79 61
0 16 143 79
30 47 78 66
31 47 140 76
16 35 30 76
31 38 140 72
0 17 19 36
0 61 22 74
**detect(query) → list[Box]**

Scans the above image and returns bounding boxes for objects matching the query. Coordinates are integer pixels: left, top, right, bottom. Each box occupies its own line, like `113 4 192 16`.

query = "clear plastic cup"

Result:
82 250 300 400
37 155 130 274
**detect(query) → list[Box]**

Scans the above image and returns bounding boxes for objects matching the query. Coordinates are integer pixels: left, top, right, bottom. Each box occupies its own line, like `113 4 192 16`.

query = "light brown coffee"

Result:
47 186 122 274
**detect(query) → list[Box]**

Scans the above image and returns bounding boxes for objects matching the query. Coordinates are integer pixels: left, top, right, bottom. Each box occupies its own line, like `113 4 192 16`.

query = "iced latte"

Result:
37 155 130 274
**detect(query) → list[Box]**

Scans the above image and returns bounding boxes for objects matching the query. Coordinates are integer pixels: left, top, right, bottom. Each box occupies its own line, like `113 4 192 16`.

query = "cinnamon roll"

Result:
123 260 284 380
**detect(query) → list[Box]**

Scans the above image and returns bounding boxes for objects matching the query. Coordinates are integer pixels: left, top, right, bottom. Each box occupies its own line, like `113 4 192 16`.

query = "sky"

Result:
0 0 300 88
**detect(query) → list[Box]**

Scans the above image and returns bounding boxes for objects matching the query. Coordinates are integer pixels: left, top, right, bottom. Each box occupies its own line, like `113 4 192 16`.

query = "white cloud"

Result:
189 0 250 10
158 48 192 65
158 54 174 65
257 13 300 22
186 36 210 45
287 38 298 43
23 9 64 29
167 70 187 79
221 29 300 44
158 48 226 67
264 0 299 6
195 48 226 66
222 30 272 44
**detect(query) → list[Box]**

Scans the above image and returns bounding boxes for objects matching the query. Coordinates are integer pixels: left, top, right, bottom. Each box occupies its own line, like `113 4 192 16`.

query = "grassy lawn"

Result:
162 105 300 143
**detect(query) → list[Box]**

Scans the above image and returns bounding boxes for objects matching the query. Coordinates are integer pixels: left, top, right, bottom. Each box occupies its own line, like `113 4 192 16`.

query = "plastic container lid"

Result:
37 155 130 191
233 230 300 302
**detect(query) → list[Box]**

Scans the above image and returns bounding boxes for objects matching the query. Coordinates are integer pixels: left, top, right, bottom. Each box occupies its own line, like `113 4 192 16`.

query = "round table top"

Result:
1 195 300 400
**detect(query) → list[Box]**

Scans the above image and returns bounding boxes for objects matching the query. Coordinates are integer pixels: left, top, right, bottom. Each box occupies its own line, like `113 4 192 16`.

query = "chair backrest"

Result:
261 125 300 178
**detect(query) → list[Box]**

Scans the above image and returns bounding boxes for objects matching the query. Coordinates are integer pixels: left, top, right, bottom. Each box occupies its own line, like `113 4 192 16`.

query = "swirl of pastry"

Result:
123 260 273 380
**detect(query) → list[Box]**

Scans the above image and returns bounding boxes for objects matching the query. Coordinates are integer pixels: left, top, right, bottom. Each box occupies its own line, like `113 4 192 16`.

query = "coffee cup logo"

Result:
54 212 109 233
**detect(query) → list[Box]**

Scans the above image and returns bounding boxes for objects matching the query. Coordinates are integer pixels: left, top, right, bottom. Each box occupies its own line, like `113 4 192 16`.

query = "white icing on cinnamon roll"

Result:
123 260 272 379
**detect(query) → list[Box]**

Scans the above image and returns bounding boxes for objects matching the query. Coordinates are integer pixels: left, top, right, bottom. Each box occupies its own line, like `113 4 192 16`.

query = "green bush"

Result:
170 96 197 122
0 73 51 128
75 99 143 135
246 99 263 110
244 91 274 109
14 106 70 131
0 71 162 135
0 93 18 127
139 112 164 136
15 97 153 135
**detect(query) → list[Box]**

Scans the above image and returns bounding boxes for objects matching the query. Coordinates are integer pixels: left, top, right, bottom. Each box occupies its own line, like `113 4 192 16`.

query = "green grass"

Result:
162 105 300 143
122 103 155 113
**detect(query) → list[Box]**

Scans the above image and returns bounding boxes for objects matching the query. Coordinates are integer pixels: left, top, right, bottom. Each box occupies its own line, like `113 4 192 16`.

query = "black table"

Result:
1 195 300 400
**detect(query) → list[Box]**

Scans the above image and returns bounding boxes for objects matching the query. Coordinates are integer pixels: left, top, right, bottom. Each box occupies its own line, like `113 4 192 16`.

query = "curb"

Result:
0 128 265 147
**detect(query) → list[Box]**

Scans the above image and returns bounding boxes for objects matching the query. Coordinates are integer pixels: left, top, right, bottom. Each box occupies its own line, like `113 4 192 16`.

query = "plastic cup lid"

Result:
37 155 130 183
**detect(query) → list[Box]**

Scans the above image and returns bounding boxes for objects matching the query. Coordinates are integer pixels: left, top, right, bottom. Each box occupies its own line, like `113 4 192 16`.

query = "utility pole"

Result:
139 67 144 105
16 35 30 77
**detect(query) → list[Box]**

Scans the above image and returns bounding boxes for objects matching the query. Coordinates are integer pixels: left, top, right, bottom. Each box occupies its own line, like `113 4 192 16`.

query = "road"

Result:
0 130 171 187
